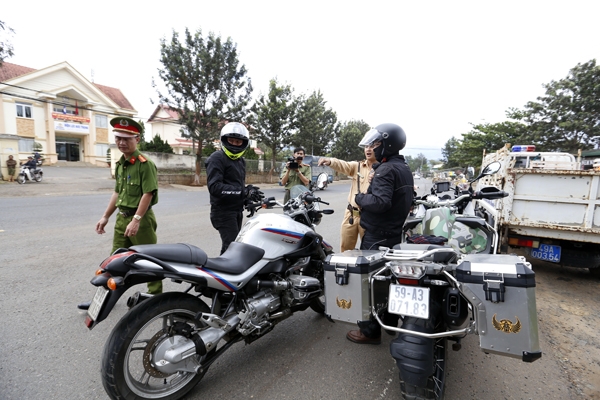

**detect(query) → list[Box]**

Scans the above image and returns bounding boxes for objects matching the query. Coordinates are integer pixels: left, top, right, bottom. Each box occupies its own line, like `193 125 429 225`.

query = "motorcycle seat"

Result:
129 243 208 265
205 241 266 274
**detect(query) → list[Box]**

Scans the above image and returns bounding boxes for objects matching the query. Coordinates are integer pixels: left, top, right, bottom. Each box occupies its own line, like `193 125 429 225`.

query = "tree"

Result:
154 28 253 184
140 134 174 154
330 119 370 161
405 153 428 174
442 120 526 170
0 20 14 66
294 90 338 155
249 78 297 174
507 59 600 152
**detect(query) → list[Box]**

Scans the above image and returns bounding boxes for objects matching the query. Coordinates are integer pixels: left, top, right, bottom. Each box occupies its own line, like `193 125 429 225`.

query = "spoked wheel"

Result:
34 173 42 182
102 292 211 400
399 336 448 400
17 174 25 184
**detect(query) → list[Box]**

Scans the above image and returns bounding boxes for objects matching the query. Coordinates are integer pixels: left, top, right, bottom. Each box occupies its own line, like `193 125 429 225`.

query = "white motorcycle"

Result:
83 185 334 400
17 165 43 184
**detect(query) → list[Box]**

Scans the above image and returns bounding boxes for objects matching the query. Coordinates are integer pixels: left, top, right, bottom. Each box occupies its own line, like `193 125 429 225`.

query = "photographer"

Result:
280 147 311 203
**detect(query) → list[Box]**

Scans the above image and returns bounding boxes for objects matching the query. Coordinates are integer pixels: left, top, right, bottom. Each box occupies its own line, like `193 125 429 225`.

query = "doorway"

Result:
56 138 80 161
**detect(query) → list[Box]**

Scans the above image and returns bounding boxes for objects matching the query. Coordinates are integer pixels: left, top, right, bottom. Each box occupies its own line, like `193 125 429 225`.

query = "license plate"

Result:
87 286 109 321
531 244 561 263
387 284 430 319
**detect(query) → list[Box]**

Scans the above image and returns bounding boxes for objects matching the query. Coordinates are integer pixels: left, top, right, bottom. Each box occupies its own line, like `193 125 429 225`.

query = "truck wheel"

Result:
589 267 600 278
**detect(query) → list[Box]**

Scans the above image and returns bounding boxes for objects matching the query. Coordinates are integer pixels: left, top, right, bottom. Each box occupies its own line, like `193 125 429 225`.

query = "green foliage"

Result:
201 142 217 157
293 90 338 155
406 153 428 174
154 27 253 170
249 78 298 167
0 21 15 66
244 147 259 160
507 59 600 153
445 120 527 168
331 120 370 161
140 134 174 154
442 59 600 169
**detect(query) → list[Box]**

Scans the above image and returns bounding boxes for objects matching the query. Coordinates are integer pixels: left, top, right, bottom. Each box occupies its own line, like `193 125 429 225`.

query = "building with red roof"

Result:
0 61 137 166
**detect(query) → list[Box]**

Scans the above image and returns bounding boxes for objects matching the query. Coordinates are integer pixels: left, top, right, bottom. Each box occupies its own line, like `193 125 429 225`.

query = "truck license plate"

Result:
87 286 109 321
387 284 430 319
531 244 561 263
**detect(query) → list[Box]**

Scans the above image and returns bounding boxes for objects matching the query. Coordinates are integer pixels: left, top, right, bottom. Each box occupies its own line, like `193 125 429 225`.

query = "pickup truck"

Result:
476 145 600 276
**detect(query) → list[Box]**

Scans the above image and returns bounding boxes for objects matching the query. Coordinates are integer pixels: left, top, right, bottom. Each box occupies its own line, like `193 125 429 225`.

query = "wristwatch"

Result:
133 214 142 221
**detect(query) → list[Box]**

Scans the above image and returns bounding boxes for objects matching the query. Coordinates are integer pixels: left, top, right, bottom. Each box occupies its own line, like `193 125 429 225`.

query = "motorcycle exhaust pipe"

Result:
126 291 153 308
162 313 240 362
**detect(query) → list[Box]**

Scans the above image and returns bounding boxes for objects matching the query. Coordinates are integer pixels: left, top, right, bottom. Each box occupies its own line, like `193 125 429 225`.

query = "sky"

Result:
2 1 599 160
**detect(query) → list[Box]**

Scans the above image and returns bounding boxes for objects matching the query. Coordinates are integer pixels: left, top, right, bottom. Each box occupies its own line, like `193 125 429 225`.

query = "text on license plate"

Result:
531 244 561 263
87 286 109 321
387 284 430 319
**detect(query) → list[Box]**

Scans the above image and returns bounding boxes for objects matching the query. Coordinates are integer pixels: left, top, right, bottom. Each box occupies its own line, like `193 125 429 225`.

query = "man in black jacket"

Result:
348 123 414 344
206 122 250 255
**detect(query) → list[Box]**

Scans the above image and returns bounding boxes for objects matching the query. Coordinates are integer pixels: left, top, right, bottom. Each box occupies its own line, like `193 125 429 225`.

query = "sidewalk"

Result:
0 165 283 198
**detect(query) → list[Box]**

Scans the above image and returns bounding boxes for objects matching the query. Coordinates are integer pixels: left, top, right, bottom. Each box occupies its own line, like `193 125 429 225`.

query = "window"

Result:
95 114 108 128
95 143 110 157
16 103 32 118
18 138 34 152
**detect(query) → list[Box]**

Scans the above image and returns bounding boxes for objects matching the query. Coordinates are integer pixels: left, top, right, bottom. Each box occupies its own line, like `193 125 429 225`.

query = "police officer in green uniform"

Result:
78 117 160 310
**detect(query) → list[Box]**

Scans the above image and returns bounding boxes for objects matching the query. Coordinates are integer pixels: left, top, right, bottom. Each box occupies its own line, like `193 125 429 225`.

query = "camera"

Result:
287 156 299 170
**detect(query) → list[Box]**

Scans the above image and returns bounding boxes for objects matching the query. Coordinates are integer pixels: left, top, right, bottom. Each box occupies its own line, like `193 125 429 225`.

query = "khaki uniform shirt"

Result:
114 150 159 209
328 158 372 208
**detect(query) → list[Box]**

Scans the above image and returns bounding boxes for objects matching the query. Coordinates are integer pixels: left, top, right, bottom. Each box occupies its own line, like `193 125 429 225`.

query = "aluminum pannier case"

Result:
323 250 387 324
455 253 541 362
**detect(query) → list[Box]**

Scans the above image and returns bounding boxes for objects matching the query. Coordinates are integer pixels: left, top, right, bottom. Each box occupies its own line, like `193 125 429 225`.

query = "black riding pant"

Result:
210 210 243 255
358 232 403 338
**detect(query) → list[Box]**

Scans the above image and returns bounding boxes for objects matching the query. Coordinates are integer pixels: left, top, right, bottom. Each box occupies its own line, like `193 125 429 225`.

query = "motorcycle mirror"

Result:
470 161 501 182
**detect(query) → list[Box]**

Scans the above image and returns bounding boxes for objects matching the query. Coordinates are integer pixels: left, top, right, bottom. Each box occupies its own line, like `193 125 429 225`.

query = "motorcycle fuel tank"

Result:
235 213 313 260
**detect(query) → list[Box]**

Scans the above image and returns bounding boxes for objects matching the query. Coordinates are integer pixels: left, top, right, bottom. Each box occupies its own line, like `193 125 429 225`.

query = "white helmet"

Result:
220 122 249 159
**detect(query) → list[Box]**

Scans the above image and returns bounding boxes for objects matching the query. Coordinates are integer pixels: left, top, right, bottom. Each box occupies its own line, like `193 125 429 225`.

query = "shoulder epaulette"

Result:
138 154 147 163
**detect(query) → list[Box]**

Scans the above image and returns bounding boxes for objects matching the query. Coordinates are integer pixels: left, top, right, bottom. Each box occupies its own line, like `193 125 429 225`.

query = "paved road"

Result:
0 168 574 399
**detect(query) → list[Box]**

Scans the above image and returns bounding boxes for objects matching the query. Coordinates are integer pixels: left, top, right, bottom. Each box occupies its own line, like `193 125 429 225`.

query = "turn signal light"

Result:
95 268 104 276
107 276 124 290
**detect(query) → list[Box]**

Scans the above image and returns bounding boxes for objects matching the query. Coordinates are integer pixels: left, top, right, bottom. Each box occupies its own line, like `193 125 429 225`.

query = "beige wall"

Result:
0 135 20 181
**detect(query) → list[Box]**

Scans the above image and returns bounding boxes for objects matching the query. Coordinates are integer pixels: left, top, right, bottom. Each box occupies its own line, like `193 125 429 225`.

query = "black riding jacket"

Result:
355 154 414 237
205 151 246 212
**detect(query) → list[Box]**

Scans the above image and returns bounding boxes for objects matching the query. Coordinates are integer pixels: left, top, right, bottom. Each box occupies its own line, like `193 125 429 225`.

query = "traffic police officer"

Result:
78 117 160 310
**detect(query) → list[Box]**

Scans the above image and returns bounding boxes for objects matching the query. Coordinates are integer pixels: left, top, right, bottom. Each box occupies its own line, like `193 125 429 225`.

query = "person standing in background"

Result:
317 145 376 252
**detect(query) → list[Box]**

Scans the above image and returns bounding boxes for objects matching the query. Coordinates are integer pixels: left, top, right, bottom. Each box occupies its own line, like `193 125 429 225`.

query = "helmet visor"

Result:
358 128 383 148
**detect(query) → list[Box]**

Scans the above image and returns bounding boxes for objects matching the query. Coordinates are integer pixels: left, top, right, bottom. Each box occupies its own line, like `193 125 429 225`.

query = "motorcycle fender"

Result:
390 318 435 388
89 285 129 328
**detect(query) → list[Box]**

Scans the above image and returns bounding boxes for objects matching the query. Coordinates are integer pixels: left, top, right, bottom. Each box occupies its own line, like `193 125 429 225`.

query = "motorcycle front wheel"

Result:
17 174 25 184
102 292 211 400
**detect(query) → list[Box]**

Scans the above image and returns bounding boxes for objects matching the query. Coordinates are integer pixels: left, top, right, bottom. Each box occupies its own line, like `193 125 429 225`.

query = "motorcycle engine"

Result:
238 290 281 336
284 275 321 306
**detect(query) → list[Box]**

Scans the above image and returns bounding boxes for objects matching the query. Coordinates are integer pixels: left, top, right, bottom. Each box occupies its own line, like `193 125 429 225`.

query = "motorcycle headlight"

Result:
387 261 426 280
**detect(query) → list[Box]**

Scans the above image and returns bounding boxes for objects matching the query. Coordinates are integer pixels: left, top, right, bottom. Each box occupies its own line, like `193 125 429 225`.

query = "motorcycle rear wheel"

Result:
17 174 25 184
399 335 447 400
34 173 42 182
102 292 211 400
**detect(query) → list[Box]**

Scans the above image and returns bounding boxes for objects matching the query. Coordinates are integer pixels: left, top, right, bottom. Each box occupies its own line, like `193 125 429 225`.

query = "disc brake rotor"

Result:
142 330 171 378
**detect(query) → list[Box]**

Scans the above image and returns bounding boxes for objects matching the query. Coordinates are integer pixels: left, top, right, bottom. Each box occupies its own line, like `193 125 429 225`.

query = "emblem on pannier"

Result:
336 296 352 309
492 314 522 333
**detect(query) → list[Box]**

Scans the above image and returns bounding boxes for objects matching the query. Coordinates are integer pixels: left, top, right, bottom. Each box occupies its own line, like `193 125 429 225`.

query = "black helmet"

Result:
220 122 249 160
359 123 406 162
